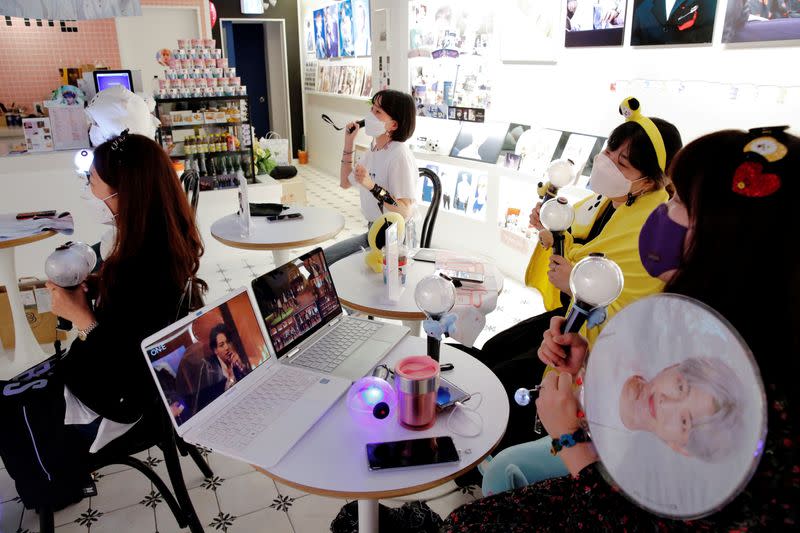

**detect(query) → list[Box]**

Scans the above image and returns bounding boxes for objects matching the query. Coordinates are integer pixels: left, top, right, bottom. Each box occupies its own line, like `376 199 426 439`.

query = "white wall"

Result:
299 0 800 282
116 7 202 96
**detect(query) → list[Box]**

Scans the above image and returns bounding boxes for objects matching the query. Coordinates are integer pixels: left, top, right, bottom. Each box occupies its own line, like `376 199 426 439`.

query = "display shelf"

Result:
304 90 370 102
154 95 249 104
170 150 251 160
154 96 255 191
160 121 244 130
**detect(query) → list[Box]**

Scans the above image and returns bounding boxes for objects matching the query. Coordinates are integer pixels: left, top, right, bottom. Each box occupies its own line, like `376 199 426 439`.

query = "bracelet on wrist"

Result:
342 149 354 155
550 427 591 456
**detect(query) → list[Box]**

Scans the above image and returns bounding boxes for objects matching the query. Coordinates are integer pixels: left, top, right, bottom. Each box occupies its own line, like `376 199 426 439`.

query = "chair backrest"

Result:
180 168 200 214
418 168 442 248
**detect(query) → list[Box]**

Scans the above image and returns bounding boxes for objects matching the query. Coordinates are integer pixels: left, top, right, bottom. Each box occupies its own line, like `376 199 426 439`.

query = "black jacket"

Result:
60 261 186 424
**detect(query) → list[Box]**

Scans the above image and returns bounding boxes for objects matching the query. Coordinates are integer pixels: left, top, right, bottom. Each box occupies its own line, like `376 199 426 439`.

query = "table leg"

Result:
0 248 46 378
357 499 379 533
272 249 294 267
402 319 422 337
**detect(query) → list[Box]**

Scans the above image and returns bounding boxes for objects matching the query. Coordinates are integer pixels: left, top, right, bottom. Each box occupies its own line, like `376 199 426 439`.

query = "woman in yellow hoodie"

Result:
473 100 683 474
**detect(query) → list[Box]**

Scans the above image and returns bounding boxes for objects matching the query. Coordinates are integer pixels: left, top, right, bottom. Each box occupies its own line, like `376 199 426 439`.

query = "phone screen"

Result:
437 377 470 410
366 436 459 471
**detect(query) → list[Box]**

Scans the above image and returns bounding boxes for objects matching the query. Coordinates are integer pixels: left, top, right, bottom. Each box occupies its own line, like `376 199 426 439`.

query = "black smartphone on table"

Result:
366 436 459 471
266 213 303 222
436 377 471 411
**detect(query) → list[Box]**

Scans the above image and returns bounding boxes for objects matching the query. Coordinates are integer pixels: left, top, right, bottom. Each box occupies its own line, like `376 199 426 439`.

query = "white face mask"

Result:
81 185 118 225
364 112 388 137
589 152 645 198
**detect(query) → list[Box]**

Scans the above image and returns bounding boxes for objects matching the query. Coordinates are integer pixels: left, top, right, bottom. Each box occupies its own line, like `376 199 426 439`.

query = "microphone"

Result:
347 119 366 134
562 253 624 335
540 197 574 257
44 241 97 333
540 159 575 202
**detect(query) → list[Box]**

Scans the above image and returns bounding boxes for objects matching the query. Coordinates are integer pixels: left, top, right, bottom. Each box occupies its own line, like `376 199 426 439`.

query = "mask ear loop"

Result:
447 392 484 438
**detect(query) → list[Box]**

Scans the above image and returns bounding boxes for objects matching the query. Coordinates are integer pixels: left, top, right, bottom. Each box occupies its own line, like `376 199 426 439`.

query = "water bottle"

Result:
404 217 419 252
237 160 251 237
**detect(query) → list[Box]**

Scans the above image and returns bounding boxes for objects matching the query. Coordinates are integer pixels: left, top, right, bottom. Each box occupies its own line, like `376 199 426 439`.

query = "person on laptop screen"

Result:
175 323 251 416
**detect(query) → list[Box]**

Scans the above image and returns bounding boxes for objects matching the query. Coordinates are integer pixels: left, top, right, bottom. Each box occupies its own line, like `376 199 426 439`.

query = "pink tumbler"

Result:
395 356 440 430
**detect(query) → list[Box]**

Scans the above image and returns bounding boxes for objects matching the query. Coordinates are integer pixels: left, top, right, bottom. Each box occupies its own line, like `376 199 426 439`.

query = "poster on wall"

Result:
515 128 564 180
722 0 800 43
305 14 315 55
409 1 495 120
314 9 328 59
565 0 628 47
418 162 488 221
353 0 372 56
449 121 508 164
324 3 341 58
554 132 606 177
499 0 561 61
339 0 356 57
631 0 718 45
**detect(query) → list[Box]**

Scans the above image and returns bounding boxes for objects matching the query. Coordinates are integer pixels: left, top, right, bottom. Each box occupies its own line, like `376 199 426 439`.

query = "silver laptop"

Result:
141 286 350 468
251 247 409 381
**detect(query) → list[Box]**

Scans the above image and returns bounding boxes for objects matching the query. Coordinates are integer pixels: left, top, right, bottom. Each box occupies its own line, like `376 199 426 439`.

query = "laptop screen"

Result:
251 248 342 357
143 289 271 427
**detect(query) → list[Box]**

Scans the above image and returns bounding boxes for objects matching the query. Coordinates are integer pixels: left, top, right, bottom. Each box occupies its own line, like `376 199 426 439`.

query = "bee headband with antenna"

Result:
618 97 667 173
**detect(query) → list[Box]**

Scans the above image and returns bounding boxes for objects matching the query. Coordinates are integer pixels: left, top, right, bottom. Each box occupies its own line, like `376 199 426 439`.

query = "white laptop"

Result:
251 247 409 381
141 286 350 468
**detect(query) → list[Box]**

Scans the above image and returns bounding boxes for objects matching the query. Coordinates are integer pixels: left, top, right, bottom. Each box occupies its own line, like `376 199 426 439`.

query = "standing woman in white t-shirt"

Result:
325 89 418 264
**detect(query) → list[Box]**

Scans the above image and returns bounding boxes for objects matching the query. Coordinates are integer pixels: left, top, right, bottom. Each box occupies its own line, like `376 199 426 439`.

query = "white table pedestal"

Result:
357 499 379 533
272 248 294 267
0 247 47 379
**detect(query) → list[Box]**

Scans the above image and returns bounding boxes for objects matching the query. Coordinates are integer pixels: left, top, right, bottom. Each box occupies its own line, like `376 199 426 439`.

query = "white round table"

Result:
0 231 54 378
329 250 504 334
210 206 345 266
254 338 510 533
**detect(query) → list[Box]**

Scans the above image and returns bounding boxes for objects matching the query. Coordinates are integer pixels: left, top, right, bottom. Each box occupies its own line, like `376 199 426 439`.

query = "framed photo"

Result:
631 0 718 45
500 0 561 61
565 0 628 47
722 0 800 43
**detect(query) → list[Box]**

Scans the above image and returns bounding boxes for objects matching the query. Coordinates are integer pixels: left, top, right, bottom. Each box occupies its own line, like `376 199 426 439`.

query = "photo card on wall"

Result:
314 8 328 59
565 0 628 47
324 3 341 58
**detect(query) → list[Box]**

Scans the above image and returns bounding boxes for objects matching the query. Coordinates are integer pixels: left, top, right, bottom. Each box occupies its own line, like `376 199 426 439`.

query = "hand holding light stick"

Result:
44 241 97 333
540 196 575 257
415 274 457 362
514 254 623 432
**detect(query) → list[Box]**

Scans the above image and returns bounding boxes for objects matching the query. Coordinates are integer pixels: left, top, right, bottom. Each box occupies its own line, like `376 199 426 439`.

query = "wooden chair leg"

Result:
186 444 213 479
112 456 187 528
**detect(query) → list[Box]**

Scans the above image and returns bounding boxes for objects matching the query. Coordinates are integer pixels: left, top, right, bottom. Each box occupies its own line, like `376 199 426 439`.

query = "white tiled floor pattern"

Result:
0 165 543 533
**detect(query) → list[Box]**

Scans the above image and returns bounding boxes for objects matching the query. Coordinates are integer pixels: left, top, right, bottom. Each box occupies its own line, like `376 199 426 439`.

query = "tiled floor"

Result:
0 166 543 533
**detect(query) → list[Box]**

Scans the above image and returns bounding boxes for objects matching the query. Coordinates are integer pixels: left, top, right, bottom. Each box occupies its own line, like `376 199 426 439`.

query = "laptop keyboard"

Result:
292 319 382 373
203 367 318 452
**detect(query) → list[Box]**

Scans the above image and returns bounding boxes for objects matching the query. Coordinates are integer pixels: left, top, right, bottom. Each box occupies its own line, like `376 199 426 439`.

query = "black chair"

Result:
37 406 210 533
180 168 200 214
418 168 442 248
